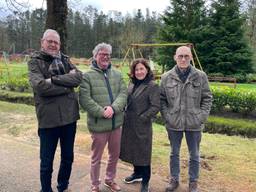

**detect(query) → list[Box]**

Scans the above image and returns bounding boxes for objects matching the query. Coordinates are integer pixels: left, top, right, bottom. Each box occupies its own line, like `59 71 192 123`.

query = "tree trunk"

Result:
46 0 68 53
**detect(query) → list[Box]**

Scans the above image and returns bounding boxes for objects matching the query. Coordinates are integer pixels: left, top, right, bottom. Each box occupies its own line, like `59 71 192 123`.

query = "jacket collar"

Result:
134 83 148 98
91 60 111 73
126 82 148 108
32 51 54 62
169 65 199 83
128 81 149 98
187 66 200 82
32 51 68 61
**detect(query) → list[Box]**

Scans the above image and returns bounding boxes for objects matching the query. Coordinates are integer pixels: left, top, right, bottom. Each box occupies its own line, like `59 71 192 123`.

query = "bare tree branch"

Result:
4 0 30 13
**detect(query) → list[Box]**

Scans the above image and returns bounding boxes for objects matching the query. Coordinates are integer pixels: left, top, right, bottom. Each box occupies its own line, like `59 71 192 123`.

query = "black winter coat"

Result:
120 80 160 166
28 51 82 128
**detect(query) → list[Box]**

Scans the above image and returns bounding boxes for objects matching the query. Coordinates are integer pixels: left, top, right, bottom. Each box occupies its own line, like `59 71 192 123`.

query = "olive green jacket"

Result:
28 51 82 128
160 65 212 131
79 63 127 133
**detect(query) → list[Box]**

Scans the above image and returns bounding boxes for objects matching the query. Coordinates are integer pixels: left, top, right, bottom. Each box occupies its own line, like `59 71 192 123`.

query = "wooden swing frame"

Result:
121 43 203 71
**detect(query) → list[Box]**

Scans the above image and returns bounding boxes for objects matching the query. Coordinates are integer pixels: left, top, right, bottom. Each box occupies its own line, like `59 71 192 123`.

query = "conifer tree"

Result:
157 0 207 70
201 0 253 75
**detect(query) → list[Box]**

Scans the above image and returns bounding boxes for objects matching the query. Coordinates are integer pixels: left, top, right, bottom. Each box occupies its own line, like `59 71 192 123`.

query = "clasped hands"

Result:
103 106 114 119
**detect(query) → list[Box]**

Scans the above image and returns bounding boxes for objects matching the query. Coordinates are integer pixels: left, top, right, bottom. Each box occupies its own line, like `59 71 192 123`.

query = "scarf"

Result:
175 65 191 83
132 73 153 93
48 53 66 75
91 60 111 72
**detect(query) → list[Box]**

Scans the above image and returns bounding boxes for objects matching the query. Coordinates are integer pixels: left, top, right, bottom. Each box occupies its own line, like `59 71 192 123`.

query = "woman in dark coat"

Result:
120 58 160 192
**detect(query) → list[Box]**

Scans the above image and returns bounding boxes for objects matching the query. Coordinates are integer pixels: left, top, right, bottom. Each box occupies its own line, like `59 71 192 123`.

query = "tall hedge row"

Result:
211 87 256 114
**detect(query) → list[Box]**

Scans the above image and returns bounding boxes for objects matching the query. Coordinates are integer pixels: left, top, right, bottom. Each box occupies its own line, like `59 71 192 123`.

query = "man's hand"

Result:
103 106 114 118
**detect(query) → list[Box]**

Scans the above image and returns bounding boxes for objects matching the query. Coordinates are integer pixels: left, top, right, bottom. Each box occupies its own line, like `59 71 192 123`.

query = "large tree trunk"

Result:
46 0 68 53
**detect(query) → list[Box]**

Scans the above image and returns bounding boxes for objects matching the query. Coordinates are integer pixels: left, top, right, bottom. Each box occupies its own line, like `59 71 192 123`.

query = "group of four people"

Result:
28 29 212 192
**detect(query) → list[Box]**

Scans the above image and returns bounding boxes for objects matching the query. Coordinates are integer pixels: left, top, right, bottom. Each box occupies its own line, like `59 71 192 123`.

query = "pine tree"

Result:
201 0 253 75
157 0 207 70
30 9 46 50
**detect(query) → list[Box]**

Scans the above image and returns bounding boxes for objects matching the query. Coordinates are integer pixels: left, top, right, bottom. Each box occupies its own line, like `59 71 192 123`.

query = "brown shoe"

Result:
91 185 100 192
165 177 179 192
189 181 199 192
104 181 121 192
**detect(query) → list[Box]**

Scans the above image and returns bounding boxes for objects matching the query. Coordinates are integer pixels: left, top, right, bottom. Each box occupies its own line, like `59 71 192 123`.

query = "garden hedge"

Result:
205 116 256 138
0 90 34 105
211 86 256 114
154 114 256 138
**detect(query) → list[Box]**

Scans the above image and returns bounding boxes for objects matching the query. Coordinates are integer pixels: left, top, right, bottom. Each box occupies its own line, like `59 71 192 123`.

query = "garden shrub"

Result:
205 116 256 138
0 74 30 92
0 90 34 105
211 86 256 114
154 114 256 138
246 73 256 83
231 73 247 83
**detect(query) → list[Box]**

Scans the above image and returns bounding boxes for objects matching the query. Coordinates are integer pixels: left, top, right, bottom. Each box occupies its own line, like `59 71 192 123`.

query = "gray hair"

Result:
42 29 60 41
92 43 112 59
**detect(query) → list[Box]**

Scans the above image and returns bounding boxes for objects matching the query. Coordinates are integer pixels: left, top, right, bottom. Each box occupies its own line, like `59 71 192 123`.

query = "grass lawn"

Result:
152 123 256 192
0 101 255 192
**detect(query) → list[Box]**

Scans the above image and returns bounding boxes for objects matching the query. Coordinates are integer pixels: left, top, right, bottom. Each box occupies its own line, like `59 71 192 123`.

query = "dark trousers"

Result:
38 122 77 192
134 165 151 184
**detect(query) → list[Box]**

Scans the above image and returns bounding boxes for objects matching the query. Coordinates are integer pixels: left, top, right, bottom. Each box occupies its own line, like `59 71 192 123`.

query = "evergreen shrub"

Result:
154 114 256 138
211 87 256 114
205 116 256 138
0 90 33 105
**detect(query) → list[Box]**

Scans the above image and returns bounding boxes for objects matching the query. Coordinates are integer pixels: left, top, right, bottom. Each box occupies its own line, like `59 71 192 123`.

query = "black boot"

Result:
123 173 142 184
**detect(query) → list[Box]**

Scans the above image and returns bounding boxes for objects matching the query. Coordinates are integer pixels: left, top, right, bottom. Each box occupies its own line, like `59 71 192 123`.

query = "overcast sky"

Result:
0 0 170 19
29 0 170 15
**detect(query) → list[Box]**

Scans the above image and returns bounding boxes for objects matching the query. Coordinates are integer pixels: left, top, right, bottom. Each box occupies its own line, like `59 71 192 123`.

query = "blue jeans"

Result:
38 122 76 192
167 130 201 182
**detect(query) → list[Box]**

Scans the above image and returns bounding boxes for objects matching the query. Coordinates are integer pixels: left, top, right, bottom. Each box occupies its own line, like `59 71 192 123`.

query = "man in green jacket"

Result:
160 46 212 192
28 29 82 192
79 43 127 192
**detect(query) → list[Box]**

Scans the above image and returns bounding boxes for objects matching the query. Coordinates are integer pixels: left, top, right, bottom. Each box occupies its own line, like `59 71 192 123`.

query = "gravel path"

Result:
0 135 178 192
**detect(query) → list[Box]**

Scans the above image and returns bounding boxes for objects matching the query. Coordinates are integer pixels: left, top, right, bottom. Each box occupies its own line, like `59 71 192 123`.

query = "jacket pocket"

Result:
35 96 57 105
36 101 58 126
166 108 180 129
188 82 201 98
186 109 202 129
165 82 178 104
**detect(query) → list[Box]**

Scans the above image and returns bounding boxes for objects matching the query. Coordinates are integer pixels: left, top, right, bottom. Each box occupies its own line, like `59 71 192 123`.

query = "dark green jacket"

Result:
28 51 82 128
79 63 127 133
160 65 212 131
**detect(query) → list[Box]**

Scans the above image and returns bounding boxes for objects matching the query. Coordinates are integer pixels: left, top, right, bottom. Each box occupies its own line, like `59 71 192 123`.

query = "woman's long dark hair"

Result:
129 58 154 82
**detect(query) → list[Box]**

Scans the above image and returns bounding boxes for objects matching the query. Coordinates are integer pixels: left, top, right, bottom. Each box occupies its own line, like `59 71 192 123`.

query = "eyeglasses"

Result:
45 39 60 45
98 53 111 57
177 54 190 60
